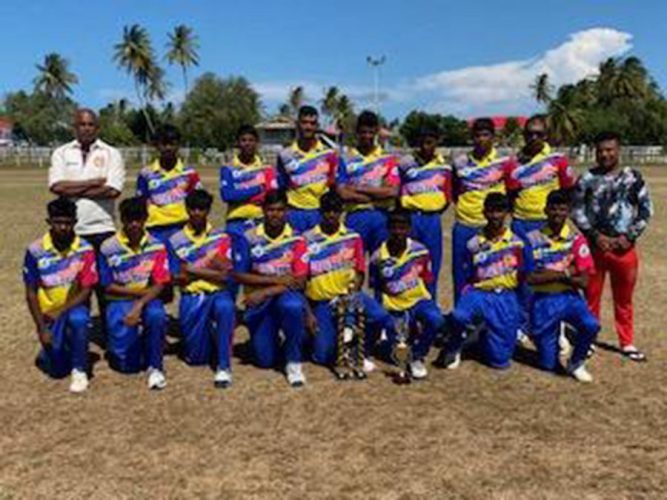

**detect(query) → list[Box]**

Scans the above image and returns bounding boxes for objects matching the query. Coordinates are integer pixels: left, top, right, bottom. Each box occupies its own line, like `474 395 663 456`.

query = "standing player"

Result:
99 197 170 390
234 190 309 387
370 209 446 379
398 125 451 299
23 198 98 393
220 125 278 237
337 110 400 255
169 190 237 388
572 132 653 361
437 193 530 370
450 118 515 303
304 191 393 370
525 190 599 382
276 106 339 233
137 124 203 244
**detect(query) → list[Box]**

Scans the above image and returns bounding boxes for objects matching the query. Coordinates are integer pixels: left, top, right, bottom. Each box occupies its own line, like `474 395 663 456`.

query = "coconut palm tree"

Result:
547 101 583 145
530 73 553 105
34 53 78 98
166 24 200 99
288 86 305 117
320 86 340 125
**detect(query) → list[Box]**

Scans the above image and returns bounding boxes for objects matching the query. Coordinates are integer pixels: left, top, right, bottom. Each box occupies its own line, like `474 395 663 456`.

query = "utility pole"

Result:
366 55 386 114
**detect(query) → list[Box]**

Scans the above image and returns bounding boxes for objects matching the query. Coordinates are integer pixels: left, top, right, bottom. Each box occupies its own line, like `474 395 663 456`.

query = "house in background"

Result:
467 116 529 131
0 118 13 147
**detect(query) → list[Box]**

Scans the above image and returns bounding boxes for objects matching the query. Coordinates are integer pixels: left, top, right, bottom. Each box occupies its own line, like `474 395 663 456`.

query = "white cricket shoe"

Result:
147 368 167 390
410 360 428 380
214 369 233 389
570 364 593 383
69 369 89 393
286 362 306 387
446 352 461 370
559 323 573 356
363 358 377 373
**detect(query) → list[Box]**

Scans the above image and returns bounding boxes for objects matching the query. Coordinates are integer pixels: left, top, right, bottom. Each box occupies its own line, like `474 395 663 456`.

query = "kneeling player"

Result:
526 190 599 382
304 191 392 372
234 190 309 387
169 190 237 388
23 198 98 393
370 209 446 379
437 193 529 370
99 197 171 390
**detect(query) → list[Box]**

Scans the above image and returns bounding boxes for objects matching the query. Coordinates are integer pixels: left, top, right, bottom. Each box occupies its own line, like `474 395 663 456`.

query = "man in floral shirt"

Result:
572 131 653 361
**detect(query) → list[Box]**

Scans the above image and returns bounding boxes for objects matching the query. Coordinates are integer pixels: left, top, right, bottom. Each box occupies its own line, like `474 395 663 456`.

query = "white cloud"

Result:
411 27 633 115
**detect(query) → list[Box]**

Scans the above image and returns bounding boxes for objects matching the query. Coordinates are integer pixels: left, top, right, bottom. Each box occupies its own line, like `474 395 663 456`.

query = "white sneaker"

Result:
147 368 167 390
410 359 428 380
571 364 593 383
446 352 461 370
286 362 306 387
559 323 572 356
214 369 233 389
362 358 377 373
69 369 89 393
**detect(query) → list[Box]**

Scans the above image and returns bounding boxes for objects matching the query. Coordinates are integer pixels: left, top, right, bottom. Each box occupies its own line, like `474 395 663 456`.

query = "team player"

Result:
276 106 339 233
220 125 278 237
525 190 599 382
137 124 203 244
169 190 237 388
99 197 170 390
23 198 98 393
451 118 515 303
398 125 452 299
303 191 393 371
234 190 309 387
370 209 446 379
337 110 400 254
437 193 530 370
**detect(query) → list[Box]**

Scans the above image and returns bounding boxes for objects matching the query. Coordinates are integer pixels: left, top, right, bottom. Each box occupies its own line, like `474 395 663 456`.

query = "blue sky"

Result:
1 0 665 120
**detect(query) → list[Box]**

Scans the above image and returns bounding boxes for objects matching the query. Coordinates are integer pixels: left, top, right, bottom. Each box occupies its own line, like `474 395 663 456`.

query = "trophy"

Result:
391 312 412 385
331 286 366 381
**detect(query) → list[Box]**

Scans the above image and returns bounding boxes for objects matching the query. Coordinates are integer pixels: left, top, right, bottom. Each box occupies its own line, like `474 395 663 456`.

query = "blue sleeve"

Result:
276 154 289 191
219 165 262 203
167 245 181 276
462 246 474 285
336 156 349 184
232 234 251 273
521 242 535 276
136 172 148 198
98 252 113 287
22 251 39 287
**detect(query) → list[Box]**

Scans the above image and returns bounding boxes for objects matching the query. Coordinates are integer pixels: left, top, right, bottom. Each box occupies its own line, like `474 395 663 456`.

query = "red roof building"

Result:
467 116 529 130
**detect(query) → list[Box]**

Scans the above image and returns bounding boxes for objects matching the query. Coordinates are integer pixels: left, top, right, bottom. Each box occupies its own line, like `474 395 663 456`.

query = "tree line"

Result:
2 23 666 148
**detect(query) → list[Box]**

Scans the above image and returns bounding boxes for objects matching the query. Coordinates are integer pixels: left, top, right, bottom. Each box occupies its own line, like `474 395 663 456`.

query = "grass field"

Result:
0 165 665 499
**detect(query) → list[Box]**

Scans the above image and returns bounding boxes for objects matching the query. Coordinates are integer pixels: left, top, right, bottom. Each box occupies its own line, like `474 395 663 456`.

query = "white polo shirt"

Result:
49 139 126 236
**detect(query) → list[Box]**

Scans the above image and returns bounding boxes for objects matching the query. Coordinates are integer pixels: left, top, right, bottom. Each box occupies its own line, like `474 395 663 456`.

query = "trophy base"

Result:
333 367 367 381
393 371 412 385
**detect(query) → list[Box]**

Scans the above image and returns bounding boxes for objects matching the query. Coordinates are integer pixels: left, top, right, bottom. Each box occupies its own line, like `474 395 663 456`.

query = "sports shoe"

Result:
516 329 532 348
570 364 593 383
558 324 572 356
363 358 376 373
147 368 167 390
214 369 233 389
444 351 461 370
409 360 428 380
69 369 89 393
286 362 306 388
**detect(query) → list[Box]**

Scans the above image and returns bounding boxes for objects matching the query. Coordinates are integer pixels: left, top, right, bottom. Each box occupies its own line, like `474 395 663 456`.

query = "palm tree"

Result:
320 86 340 125
113 24 165 135
530 73 553 105
288 86 305 117
547 101 583 145
166 25 200 99
34 53 78 98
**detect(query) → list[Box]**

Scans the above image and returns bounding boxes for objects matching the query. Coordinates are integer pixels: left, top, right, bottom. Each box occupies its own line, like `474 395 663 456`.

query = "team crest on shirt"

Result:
307 242 321 255
148 179 162 190
94 156 105 168
251 245 265 258
381 260 397 278
232 169 244 179
406 168 419 179
109 255 122 267
579 244 590 258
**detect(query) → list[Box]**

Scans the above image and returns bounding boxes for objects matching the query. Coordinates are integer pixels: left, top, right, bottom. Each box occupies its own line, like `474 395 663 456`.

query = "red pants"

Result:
586 247 638 348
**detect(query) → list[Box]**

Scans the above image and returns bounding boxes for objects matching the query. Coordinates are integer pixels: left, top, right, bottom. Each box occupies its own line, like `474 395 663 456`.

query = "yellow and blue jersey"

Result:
220 155 278 221
463 228 531 292
304 225 365 302
527 224 594 294
276 141 338 210
338 146 400 211
23 233 98 316
370 238 433 311
136 159 203 228
168 224 235 294
508 144 576 221
99 231 170 298
398 152 452 212
452 149 515 226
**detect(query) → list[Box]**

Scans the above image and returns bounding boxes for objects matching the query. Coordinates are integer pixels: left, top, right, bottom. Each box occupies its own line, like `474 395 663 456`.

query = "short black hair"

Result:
298 105 318 119
185 189 214 211
418 124 441 141
483 192 510 212
264 189 288 207
320 191 344 213
47 197 77 219
388 208 412 227
472 117 495 135
119 197 148 221
236 124 259 140
356 110 379 130
594 131 621 145
153 124 181 144
546 189 571 207
525 114 548 130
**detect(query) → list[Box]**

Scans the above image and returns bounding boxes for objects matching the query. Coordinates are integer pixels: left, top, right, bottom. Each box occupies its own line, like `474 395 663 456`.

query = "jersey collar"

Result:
479 227 513 245
150 158 185 174
542 223 571 241
415 151 446 167
525 143 552 165
291 139 325 156
350 145 384 160
233 154 264 168
43 232 81 255
314 223 348 240
184 223 213 242
379 237 414 262
257 223 294 242
469 147 498 167
118 230 150 252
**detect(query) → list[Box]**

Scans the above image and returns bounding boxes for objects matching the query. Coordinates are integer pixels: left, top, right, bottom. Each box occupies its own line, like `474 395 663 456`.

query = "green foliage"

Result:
400 111 468 147
3 90 76 145
179 73 261 149
34 53 78 99
500 117 523 147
